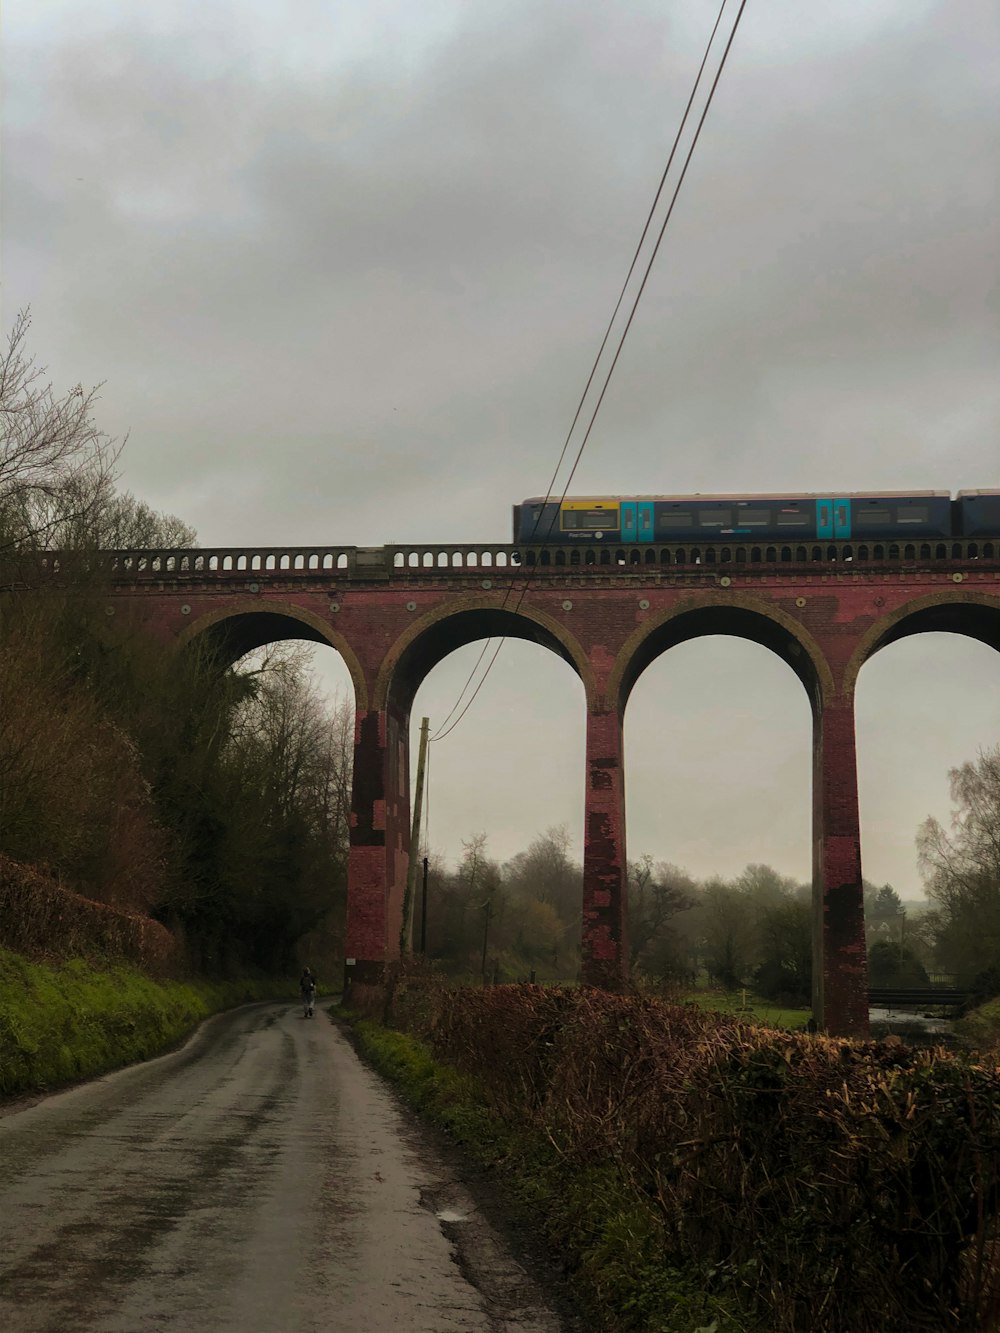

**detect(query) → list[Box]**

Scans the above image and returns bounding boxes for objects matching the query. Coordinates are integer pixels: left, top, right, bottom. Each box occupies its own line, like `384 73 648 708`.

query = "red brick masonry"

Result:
98 542 1000 1036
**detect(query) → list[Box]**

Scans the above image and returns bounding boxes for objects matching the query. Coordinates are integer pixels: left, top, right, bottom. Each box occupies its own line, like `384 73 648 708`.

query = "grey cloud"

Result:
3 0 998 878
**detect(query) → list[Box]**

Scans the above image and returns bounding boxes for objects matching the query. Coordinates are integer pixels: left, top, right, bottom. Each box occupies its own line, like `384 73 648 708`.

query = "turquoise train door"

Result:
620 501 653 542
816 498 851 539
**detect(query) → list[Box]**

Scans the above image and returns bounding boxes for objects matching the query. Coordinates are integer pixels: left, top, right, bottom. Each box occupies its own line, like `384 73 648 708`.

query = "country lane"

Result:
0 1001 576 1333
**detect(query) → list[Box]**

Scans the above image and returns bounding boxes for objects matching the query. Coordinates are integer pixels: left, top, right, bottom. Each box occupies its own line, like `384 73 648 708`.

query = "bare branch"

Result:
0 308 123 553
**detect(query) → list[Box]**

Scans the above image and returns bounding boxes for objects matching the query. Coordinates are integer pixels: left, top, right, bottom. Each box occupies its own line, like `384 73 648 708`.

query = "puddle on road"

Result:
435 1209 468 1223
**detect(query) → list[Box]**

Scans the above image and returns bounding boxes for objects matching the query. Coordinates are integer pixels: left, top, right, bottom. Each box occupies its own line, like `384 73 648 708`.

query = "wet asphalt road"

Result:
0 1003 574 1333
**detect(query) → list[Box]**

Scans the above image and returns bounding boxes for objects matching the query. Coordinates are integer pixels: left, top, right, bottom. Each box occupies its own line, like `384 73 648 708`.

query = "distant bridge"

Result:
868 987 970 1013
45 536 1000 1038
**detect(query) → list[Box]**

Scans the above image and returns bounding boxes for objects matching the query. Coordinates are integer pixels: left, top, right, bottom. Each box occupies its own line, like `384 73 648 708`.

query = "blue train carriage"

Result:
957 489 1000 537
512 492 953 543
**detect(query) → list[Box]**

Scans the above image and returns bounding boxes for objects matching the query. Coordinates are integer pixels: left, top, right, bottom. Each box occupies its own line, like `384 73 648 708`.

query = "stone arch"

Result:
374 597 594 717
178 599 368 711
844 590 1000 696
607 592 834 716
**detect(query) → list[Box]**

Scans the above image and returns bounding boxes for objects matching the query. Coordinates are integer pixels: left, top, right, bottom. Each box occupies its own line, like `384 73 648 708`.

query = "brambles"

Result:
371 977 1000 1332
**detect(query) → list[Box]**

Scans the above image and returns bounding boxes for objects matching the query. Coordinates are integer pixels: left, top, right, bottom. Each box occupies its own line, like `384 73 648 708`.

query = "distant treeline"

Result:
419 750 1000 1002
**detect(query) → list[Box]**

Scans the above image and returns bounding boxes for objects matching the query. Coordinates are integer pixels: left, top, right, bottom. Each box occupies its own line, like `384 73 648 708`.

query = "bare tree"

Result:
0 309 122 552
86 490 196 550
919 746 1000 979
627 855 695 976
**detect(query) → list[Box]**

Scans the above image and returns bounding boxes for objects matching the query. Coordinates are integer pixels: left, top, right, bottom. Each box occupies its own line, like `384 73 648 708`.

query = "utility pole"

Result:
480 897 492 984
419 856 429 954
399 717 430 956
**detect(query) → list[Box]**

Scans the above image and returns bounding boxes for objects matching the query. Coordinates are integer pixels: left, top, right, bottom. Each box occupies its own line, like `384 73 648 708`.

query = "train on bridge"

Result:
513 490 1000 544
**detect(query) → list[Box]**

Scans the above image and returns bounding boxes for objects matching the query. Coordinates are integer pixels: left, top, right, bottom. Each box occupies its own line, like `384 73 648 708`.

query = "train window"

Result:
855 509 892 526
561 508 619 531
699 509 731 526
896 506 930 523
661 512 693 527
640 508 652 530
777 511 808 526
737 509 772 526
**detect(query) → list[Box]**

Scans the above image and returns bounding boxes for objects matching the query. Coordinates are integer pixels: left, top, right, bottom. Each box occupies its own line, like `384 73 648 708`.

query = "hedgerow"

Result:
0 854 177 974
350 972 1000 1333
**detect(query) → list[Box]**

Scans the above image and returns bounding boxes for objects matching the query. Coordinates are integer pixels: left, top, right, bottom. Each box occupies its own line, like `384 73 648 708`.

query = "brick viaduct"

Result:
86 534 1000 1037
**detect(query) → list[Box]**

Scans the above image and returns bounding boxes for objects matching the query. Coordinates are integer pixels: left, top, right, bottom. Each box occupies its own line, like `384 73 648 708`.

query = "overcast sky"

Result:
4 0 999 894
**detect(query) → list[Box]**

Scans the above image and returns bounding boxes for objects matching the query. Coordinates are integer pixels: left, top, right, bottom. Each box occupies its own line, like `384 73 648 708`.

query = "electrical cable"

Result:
526 0 749 544
521 0 732 548
429 638 506 742
432 0 747 743
432 637 494 734
431 0 731 744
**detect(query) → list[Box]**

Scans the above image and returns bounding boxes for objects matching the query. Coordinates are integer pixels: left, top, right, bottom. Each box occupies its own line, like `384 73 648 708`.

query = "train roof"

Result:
956 489 1000 496
520 491 952 504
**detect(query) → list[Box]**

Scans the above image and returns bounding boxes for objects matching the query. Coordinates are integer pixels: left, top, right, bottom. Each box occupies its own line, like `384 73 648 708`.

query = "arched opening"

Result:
855 601 1000 990
383 607 588 982
181 607 361 688
175 606 361 980
620 607 817 1005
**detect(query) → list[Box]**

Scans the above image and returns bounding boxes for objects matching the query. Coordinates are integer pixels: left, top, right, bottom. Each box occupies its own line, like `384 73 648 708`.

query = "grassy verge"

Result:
0 947 295 1098
954 994 1000 1050
679 988 811 1031
340 1010 759 1333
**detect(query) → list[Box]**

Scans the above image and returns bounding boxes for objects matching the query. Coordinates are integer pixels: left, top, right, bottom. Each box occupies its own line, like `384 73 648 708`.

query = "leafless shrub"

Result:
0 854 178 975
392 983 1000 1332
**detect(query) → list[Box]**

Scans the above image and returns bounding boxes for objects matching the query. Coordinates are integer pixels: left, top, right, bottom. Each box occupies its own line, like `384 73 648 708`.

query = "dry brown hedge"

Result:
385 974 1000 1332
0 854 178 975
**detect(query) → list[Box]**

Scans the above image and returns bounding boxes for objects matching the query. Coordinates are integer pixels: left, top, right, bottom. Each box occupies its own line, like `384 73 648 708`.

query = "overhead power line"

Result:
523 0 734 547
431 0 748 744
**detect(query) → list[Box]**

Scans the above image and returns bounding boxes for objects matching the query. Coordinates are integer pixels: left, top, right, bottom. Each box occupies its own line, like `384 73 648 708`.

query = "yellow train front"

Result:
511 493 974 544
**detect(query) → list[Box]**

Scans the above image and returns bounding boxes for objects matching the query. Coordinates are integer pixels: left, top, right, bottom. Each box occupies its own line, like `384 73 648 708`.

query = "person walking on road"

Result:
299 967 317 1018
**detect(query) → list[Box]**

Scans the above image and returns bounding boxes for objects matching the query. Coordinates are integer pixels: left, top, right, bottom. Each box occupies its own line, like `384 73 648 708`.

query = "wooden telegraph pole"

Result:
399 717 430 955
419 856 429 954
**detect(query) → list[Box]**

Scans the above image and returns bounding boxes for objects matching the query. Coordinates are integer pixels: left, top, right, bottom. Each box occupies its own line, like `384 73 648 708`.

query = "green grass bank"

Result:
0 946 295 1099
